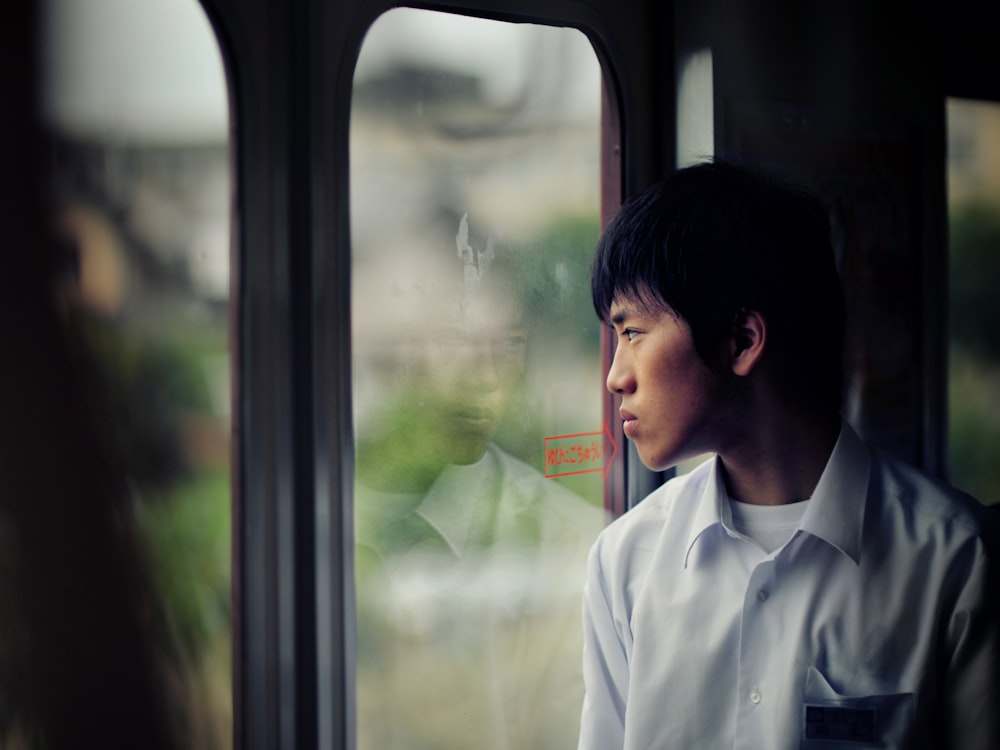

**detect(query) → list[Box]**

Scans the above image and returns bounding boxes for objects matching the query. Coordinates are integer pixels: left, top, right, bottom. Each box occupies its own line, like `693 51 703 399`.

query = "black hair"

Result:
592 160 845 416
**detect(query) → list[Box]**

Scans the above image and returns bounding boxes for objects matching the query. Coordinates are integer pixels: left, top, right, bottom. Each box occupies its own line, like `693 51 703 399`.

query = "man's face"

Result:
606 295 728 471
354 253 526 473
393 289 527 465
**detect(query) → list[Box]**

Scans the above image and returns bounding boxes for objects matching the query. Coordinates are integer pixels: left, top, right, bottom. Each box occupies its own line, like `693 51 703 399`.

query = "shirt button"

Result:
750 690 762 705
757 589 769 602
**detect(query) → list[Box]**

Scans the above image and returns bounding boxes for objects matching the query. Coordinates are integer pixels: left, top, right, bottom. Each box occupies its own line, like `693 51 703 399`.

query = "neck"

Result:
718 407 840 506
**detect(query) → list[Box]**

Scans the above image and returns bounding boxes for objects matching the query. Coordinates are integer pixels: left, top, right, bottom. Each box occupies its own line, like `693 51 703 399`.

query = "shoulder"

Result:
872 448 988 526
869 447 998 558
489 443 606 538
590 457 714 570
491 443 589 509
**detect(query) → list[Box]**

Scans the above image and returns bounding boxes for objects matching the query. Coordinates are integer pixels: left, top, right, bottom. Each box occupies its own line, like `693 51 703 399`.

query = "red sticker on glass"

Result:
543 422 617 479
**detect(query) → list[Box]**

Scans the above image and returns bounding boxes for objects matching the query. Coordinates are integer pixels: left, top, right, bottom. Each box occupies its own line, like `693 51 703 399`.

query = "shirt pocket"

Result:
800 667 918 749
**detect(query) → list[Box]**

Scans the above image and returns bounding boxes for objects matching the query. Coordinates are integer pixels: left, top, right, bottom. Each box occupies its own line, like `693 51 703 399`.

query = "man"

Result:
578 161 999 749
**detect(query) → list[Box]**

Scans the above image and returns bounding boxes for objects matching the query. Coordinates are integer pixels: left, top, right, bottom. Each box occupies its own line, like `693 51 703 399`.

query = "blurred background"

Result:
946 99 1000 506
3 0 232 747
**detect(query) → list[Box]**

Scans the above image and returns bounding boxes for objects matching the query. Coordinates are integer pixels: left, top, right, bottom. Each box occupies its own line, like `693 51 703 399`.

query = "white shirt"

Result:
578 423 999 749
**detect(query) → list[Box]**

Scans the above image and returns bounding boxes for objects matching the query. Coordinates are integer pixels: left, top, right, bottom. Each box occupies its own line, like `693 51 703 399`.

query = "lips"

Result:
620 408 638 438
447 406 497 432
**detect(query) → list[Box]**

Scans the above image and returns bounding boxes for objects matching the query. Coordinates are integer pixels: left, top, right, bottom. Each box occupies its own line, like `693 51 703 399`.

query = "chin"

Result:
637 451 676 473
637 443 694 473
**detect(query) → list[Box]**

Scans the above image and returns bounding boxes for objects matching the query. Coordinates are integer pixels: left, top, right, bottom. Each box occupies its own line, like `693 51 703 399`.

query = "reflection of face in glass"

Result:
353 238 527 492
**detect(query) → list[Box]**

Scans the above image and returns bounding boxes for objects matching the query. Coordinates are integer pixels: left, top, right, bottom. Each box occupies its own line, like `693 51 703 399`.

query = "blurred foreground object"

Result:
0 4 173 748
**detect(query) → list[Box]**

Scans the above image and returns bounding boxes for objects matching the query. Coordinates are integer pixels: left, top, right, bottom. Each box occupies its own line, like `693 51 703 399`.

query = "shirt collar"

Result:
354 445 502 558
797 421 870 565
416 445 502 556
683 457 732 568
683 421 870 567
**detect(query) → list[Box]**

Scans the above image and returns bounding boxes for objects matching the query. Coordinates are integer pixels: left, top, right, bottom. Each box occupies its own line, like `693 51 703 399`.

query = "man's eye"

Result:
624 329 640 341
496 334 527 352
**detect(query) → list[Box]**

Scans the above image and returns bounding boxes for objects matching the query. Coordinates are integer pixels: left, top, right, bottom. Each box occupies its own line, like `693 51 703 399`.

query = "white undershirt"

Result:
728 496 810 553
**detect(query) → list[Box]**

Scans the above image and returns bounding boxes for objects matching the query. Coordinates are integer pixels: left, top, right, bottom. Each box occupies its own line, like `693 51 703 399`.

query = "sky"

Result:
38 1 599 143
40 0 229 142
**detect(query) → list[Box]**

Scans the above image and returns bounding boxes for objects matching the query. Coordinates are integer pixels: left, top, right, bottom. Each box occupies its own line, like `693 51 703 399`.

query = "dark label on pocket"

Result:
804 705 877 742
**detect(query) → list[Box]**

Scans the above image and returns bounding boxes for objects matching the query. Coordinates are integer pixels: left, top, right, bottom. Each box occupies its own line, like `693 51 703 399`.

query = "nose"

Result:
455 341 502 391
605 344 635 394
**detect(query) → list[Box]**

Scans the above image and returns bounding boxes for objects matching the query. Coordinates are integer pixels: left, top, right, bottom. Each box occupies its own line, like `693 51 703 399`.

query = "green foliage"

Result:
949 202 1000 363
136 470 232 661
82 317 221 488
948 352 1000 505
948 202 1000 505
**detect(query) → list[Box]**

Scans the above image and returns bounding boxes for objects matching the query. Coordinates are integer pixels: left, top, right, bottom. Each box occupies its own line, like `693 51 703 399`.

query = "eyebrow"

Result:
609 304 641 327
609 298 672 328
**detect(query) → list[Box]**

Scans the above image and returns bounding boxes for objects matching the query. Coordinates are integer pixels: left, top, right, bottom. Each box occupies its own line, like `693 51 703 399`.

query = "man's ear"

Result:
728 308 766 377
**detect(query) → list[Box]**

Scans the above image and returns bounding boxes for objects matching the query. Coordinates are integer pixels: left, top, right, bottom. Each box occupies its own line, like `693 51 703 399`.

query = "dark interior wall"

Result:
941 0 1000 103
709 1 939 109
676 0 948 471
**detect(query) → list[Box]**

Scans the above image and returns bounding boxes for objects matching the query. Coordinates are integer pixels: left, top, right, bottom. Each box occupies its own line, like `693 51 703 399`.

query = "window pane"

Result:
351 9 606 748
946 98 1000 506
37 1 232 747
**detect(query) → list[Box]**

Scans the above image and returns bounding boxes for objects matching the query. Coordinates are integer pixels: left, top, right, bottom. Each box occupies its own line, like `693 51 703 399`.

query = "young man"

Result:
578 161 999 749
